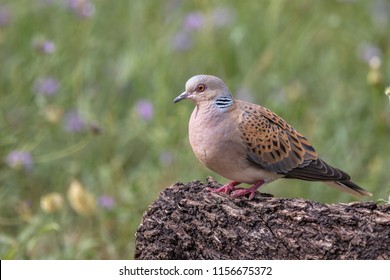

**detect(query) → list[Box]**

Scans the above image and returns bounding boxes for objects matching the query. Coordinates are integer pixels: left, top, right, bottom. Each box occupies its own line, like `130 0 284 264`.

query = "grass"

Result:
0 0 389 259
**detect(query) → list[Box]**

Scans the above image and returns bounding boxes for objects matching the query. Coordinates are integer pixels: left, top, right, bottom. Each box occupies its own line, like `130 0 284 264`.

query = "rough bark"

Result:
135 177 390 260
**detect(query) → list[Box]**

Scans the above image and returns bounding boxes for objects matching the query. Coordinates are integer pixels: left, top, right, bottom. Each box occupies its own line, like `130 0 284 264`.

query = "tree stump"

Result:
135 177 390 259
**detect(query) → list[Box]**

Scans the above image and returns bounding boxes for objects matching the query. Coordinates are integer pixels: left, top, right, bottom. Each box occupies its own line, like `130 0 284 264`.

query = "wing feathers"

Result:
325 181 372 197
284 158 350 181
240 101 317 173
237 100 371 197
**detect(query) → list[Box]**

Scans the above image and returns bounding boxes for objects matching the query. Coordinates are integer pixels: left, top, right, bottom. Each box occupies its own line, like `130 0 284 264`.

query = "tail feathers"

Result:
325 181 372 197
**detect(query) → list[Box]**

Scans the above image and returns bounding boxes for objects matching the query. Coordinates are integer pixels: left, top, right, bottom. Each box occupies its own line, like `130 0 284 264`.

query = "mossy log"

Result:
135 177 390 260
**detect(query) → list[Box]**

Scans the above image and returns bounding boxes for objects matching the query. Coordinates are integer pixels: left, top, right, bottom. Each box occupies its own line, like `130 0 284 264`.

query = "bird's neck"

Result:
193 96 236 120
213 96 234 111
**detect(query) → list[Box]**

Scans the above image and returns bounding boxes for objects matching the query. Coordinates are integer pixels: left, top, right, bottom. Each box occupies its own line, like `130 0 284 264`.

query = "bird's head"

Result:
173 75 232 105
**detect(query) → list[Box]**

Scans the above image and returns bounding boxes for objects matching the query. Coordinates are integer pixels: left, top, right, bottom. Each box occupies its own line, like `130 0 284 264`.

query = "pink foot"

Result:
208 181 241 194
231 180 265 200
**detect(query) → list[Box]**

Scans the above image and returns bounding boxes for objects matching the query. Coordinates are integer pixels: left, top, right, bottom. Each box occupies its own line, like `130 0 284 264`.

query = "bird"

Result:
173 74 372 199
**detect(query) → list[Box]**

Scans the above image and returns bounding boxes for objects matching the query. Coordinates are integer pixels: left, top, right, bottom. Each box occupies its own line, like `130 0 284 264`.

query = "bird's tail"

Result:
325 181 372 197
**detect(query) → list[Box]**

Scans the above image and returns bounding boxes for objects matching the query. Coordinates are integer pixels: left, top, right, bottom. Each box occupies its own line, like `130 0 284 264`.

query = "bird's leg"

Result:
230 180 265 200
208 181 241 194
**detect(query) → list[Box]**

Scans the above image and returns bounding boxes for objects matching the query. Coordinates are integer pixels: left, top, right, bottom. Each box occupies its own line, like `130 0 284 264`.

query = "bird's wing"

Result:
237 101 350 181
238 101 316 174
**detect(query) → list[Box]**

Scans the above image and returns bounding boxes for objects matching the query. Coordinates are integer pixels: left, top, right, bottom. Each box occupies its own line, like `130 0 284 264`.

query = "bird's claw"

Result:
230 180 265 200
231 188 257 200
208 180 264 200
207 181 240 194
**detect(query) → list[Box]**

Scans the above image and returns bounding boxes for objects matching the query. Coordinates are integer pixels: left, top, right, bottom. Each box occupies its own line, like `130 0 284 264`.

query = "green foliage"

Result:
0 0 389 259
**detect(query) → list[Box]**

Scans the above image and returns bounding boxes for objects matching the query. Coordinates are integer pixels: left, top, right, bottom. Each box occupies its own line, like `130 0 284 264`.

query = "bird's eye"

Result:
196 84 206 92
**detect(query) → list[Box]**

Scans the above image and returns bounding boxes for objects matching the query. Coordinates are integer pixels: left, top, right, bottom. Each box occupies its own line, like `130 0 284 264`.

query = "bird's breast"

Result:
188 107 247 181
189 107 238 164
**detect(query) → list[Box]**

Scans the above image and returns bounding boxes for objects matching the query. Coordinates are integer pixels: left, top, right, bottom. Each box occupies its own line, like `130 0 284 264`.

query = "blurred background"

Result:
0 0 389 259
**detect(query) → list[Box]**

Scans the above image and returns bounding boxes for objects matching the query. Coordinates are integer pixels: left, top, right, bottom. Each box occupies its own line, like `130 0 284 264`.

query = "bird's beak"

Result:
173 91 191 103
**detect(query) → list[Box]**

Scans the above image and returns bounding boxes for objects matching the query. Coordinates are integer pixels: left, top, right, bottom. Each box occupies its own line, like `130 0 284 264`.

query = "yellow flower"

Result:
40 192 64 213
67 180 96 216
367 57 382 86
385 87 390 102
44 105 63 124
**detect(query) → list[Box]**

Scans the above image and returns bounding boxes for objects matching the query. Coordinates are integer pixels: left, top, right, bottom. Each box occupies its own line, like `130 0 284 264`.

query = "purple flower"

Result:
33 40 56 54
171 30 193 51
34 77 59 96
98 195 116 209
6 151 33 171
357 42 382 64
212 7 236 27
136 100 154 121
0 5 11 27
64 110 87 133
41 40 56 54
33 39 56 54
184 12 205 31
68 0 95 19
